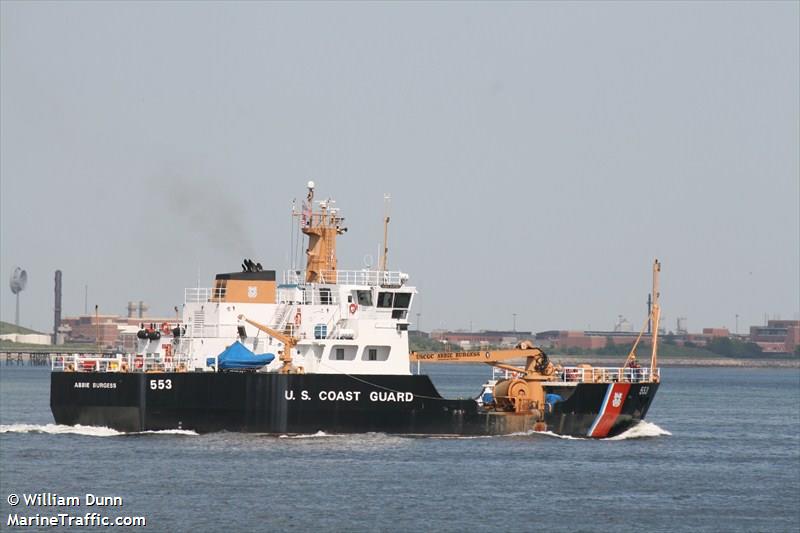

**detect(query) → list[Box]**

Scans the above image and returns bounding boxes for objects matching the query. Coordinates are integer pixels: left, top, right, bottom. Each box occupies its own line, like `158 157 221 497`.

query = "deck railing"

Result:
491 366 659 384
283 269 407 287
51 353 194 373
185 287 226 303
556 366 659 383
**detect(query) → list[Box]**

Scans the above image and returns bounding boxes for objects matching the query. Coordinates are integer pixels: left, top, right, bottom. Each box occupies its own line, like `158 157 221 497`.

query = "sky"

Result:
1 1 798 336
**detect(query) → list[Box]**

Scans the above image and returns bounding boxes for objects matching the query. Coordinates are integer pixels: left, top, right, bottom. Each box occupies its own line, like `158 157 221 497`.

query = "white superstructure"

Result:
173 270 415 375
131 183 416 376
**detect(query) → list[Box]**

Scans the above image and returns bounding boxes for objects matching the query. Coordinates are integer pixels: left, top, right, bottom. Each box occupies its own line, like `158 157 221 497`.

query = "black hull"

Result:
51 372 658 438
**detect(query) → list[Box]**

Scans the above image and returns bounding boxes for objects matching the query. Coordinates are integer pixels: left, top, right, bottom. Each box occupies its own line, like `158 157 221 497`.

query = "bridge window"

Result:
393 292 411 309
362 346 389 361
377 292 394 308
356 290 373 306
392 310 407 320
319 288 332 305
331 346 357 361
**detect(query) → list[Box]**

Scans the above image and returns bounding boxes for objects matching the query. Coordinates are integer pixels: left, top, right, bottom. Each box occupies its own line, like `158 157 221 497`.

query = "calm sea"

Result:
1 364 798 532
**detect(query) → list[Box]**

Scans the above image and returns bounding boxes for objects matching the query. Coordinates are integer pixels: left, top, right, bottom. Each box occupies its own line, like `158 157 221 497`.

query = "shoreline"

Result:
2 352 798 369
549 356 800 369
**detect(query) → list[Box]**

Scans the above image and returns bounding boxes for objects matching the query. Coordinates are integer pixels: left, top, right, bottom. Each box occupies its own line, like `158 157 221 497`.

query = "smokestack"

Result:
53 270 62 343
138 300 148 318
127 301 137 318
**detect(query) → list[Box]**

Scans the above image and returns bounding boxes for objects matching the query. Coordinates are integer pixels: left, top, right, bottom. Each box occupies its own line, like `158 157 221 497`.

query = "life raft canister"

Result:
349 303 358 314
161 322 171 335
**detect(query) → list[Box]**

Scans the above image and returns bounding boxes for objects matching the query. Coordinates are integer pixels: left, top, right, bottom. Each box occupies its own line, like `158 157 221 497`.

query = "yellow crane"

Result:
409 342 558 414
237 314 303 374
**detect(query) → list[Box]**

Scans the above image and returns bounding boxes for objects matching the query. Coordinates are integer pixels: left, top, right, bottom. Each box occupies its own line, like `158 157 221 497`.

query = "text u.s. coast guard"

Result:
284 390 413 402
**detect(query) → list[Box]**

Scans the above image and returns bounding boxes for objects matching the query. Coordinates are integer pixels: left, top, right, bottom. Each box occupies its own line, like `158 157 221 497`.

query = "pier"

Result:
2 352 58 366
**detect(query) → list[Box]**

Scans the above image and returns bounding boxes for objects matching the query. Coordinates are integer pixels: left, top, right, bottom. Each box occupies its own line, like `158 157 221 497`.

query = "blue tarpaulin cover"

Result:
545 393 564 405
208 341 274 370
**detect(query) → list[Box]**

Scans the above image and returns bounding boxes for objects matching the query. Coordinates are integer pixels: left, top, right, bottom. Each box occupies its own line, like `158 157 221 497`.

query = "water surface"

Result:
1 365 798 532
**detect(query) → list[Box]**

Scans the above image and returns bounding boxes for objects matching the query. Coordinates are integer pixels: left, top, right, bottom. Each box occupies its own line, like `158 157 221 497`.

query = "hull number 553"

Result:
150 379 172 390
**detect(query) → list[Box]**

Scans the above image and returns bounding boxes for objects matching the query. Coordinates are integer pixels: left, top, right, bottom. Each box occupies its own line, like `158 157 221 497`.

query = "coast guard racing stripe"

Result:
586 383 631 438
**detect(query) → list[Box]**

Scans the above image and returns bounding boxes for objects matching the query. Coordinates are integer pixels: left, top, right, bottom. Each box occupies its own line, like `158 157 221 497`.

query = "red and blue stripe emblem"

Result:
587 383 631 438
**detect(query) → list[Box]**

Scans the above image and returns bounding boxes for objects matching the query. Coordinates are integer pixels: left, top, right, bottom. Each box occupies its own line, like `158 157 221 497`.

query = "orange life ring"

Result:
120 361 129 372
349 303 358 314
161 322 171 335
294 310 301 326
134 356 143 369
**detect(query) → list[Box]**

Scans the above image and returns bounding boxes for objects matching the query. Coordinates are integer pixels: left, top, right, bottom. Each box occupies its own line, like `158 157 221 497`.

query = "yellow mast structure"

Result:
623 259 661 382
650 259 661 373
297 181 347 283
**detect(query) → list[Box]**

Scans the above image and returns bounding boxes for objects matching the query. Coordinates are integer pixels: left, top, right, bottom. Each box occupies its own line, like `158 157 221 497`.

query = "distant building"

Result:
749 320 800 353
430 330 531 349
536 330 655 350
0 333 51 345
702 328 730 338
61 311 177 350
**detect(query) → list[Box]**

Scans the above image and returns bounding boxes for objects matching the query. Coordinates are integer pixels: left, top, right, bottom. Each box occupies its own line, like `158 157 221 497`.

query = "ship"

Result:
50 182 661 438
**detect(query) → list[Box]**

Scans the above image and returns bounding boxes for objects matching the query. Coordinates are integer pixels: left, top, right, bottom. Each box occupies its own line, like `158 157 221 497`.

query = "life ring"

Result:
120 361 129 373
177 363 187 372
134 357 143 369
294 310 301 327
349 303 358 314
161 322 171 335
66 363 75 372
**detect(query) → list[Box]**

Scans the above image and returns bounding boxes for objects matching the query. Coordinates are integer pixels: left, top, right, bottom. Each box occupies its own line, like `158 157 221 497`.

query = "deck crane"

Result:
237 314 303 374
410 342 559 414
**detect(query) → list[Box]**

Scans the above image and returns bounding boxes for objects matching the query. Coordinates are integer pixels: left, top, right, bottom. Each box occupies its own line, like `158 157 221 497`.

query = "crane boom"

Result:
409 347 544 363
410 345 556 380
237 314 302 373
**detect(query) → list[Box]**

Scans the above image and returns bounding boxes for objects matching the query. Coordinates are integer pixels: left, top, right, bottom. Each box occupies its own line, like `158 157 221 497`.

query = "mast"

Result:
298 182 347 283
379 194 391 272
649 259 661 372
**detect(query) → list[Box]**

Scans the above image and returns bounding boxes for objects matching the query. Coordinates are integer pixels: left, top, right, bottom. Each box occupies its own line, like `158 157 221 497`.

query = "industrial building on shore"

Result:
430 319 799 354
58 301 176 350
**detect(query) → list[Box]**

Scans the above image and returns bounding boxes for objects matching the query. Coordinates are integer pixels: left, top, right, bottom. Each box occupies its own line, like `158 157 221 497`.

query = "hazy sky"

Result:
1 1 798 336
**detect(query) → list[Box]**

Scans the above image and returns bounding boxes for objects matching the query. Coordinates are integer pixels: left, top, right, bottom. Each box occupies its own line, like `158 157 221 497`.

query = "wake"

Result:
607 420 671 440
533 420 671 441
0 424 198 437
278 430 347 439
